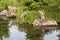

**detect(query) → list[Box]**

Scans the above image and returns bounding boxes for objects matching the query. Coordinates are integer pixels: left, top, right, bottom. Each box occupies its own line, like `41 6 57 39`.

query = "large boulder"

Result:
6 12 16 18
39 10 45 20
32 18 58 27
32 19 41 27
7 6 17 18
33 10 58 27
20 11 29 19
42 19 58 26
0 10 8 16
8 6 17 13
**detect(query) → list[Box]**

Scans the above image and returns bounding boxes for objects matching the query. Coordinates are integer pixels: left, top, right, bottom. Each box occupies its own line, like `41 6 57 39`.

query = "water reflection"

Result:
44 30 59 40
0 18 60 40
0 18 9 40
3 20 26 40
3 25 26 40
0 19 26 40
44 25 60 40
19 23 60 40
57 24 60 40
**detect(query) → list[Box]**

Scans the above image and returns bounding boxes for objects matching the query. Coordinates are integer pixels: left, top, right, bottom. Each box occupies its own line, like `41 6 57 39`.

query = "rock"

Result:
39 10 45 20
8 6 17 13
7 6 17 18
0 10 8 16
0 6 17 19
10 12 16 16
20 11 29 19
10 12 16 18
42 19 58 26
33 10 58 27
7 12 16 18
32 19 42 27
32 18 58 27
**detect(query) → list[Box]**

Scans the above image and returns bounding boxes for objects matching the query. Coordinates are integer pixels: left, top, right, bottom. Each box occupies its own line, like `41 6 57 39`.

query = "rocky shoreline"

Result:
0 6 58 27
0 6 16 19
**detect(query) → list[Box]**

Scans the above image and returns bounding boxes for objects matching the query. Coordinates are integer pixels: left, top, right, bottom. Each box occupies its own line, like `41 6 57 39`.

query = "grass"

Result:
0 0 17 6
18 11 40 24
45 10 60 22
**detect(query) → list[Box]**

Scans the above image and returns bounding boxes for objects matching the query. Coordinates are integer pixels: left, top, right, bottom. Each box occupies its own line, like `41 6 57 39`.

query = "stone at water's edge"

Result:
39 10 45 20
8 6 17 13
19 11 29 19
7 6 16 18
6 12 16 18
42 19 58 26
0 10 8 16
0 6 17 19
33 10 58 27
32 19 41 27
32 18 58 27
0 10 8 20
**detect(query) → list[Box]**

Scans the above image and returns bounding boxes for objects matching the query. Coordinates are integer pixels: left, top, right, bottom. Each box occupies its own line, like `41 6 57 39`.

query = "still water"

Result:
0 18 60 40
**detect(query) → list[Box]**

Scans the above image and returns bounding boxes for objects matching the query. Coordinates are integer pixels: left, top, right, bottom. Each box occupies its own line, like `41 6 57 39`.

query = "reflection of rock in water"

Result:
8 19 17 26
57 34 60 40
7 20 27 40
19 23 57 40
19 24 44 40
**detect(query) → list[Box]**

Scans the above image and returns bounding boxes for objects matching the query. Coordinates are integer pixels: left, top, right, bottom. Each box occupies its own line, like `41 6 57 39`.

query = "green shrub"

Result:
19 11 40 24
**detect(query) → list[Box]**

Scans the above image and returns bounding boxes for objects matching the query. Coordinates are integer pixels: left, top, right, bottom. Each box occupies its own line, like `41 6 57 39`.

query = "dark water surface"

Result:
0 18 60 40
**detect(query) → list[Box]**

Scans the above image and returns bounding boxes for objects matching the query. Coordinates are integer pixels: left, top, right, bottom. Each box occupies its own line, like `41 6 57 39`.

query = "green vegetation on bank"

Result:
19 11 40 24
17 0 60 24
0 0 60 24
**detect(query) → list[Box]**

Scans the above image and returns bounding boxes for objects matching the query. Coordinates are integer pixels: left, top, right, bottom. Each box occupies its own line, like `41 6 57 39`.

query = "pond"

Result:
0 18 60 40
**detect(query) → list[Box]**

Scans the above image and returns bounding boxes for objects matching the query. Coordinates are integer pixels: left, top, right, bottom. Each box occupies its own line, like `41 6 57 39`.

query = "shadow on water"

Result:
3 19 26 40
0 18 9 40
0 18 60 40
19 24 43 40
19 23 60 40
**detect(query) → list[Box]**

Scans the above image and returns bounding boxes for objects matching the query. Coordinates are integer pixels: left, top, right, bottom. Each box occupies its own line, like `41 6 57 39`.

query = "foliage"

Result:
19 11 40 24
0 0 60 23
16 0 60 24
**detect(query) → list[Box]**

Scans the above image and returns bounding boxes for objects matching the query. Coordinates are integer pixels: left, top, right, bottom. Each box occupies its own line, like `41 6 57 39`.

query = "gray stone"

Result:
39 10 45 20
8 6 17 13
32 19 41 27
20 11 29 19
42 19 58 26
33 18 58 27
7 6 17 18
33 10 58 27
0 10 8 16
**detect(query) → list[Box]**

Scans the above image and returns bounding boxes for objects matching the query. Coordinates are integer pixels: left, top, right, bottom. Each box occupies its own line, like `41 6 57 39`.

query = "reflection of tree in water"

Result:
56 24 60 30
57 34 60 40
57 25 60 40
19 23 55 40
25 24 43 40
0 18 9 40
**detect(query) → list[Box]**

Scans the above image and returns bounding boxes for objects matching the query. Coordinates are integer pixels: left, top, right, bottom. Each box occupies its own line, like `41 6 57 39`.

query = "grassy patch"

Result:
19 11 40 24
